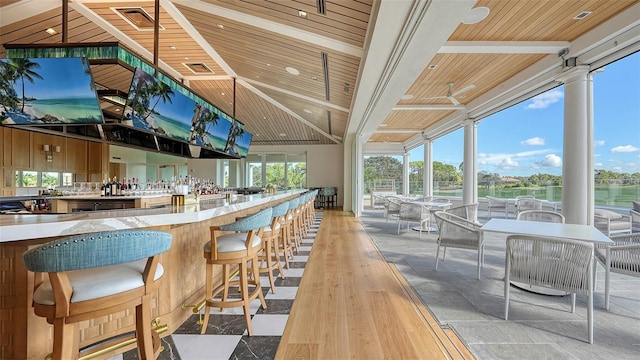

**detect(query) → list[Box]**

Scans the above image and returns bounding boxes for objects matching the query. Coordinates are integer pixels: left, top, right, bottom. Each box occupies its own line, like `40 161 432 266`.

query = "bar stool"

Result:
291 196 305 252
255 202 289 293
279 198 298 268
21 229 172 360
201 207 272 336
286 197 301 254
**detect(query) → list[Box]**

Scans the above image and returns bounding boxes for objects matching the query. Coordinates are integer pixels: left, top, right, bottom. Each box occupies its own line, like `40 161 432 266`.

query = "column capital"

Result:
555 65 590 84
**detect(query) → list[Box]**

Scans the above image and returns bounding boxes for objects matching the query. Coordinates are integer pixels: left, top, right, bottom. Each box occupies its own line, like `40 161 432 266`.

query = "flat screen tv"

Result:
0 57 103 125
122 67 196 143
189 104 234 153
225 120 252 158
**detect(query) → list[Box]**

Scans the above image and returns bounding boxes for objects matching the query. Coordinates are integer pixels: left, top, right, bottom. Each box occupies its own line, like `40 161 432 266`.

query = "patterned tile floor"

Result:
111 213 321 360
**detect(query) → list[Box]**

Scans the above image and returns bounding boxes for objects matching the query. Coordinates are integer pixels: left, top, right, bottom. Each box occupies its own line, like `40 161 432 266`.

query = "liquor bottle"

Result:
100 181 106 197
121 179 127 195
105 178 112 196
111 176 118 196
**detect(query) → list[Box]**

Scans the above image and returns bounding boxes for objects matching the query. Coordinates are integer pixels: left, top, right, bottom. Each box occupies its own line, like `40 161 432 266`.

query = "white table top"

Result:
411 201 451 208
481 218 613 244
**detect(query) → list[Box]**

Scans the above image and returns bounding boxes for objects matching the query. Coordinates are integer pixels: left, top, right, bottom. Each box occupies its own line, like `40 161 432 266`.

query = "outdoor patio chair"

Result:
445 203 479 224
433 211 484 279
486 196 509 218
514 196 542 217
397 202 430 238
516 209 565 223
630 201 640 232
594 232 640 310
384 197 403 223
505 235 595 344
594 208 632 236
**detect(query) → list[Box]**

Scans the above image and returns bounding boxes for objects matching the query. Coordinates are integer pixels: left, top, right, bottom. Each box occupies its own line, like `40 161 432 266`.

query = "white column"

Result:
403 150 410 196
463 120 478 204
558 65 592 225
423 136 433 197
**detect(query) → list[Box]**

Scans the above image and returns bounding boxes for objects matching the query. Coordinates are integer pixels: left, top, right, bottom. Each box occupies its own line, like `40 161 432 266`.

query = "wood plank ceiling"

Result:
0 0 638 147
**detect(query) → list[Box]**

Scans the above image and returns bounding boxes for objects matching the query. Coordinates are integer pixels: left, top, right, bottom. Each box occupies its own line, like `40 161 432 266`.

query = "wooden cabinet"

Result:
11 128 31 169
65 138 87 173
31 132 64 171
2 127 13 167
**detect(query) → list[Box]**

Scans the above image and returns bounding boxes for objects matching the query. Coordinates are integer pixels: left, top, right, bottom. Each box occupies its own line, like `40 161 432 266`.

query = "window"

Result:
251 153 306 189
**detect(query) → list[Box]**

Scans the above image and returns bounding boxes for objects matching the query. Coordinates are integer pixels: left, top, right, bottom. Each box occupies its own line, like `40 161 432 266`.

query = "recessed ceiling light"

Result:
266 63 271 67
298 10 307 19
574 11 592 20
169 45 177 50
221 92 225 96
184 57 189 60
311 76 317 80
462 6 490 24
45 28 57 35
428 64 438 70
279 133 287 137
379 123 388 127
216 24 224 29
263 116 267 119
285 66 300 75
303 109 313 114
401 94 414 100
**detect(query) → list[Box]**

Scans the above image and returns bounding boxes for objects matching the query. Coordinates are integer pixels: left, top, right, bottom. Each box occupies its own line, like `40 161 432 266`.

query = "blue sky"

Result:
410 51 640 176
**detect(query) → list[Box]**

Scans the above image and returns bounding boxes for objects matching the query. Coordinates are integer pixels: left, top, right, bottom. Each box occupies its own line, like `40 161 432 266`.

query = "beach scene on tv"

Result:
0 57 103 125
225 121 251 157
189 105 233 152
122 68 194 142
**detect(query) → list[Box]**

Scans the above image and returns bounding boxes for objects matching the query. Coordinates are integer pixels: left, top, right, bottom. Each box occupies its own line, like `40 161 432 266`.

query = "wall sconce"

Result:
43 144 60 162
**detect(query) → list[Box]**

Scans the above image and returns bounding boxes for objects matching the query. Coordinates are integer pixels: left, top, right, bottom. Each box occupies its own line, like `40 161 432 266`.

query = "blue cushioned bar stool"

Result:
255 202 289 293
22 229 173 360
201 207 272 336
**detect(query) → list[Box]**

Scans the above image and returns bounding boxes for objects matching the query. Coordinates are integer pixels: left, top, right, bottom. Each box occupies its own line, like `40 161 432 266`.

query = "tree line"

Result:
364 156 640 192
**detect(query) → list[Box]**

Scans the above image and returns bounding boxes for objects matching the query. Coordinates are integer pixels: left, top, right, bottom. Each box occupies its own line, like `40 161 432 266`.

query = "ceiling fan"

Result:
421 82 475 105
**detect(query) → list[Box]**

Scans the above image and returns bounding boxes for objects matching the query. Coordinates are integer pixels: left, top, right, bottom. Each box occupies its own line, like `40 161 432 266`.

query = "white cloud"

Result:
611 145 639 153
595 162 603 167
594 153 602 157
498 157 519 169
521 137 545 146
541 154 562 167
594 140 605 147
525 89 564 109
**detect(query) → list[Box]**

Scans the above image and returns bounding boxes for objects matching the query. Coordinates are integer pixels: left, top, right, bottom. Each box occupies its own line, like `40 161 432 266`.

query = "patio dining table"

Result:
409 201 452 233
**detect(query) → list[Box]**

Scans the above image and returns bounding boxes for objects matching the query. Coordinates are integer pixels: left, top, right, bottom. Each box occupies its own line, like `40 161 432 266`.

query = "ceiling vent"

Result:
114 7 164 31
317 0 326 15
184 62 214 74
574 11 592 20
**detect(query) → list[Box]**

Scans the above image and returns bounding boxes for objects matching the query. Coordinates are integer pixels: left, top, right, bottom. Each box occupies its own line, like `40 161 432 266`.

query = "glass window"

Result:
286 153 306 189
42 172 59 188
247 154 263 187
266 154 286 189
16 171 38 187
62 173 73 187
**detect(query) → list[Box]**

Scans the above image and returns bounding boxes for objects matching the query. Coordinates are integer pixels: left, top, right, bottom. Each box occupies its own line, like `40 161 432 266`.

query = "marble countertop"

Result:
48 194 173 200
0 190 305 243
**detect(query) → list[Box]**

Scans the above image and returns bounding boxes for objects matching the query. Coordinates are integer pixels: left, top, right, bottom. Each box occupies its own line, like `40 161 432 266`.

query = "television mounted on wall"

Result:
0 57 104 125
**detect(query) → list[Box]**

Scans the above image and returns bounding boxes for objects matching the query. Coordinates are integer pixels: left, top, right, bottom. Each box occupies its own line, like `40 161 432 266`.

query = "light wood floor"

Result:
276 210 474 360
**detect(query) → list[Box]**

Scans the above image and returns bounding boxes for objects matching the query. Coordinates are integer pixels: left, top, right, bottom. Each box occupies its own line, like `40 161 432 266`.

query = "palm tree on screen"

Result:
10 58 43 112
144 82 174 121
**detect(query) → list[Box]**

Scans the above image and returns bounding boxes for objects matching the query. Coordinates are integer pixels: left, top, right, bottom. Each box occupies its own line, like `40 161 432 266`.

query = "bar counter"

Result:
0 190 305 360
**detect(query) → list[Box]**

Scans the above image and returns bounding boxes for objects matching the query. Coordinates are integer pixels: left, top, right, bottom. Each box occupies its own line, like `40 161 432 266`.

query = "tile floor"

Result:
360 207 640 360
111 213 321 360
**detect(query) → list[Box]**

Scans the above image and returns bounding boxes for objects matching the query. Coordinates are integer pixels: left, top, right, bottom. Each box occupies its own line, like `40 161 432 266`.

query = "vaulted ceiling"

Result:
1 0 639 151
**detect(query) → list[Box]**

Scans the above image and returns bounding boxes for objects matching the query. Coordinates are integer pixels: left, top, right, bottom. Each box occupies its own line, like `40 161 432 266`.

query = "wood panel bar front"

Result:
0 190 303 360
